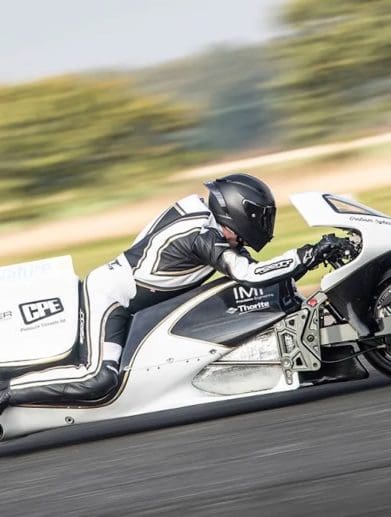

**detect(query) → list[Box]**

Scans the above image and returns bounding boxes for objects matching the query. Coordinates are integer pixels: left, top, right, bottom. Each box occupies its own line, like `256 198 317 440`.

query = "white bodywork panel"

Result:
1 280 298 439
0 256 79 366
290 192 391 291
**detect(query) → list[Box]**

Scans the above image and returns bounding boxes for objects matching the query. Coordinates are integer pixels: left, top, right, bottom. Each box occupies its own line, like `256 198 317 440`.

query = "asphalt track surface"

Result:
2 372 391 516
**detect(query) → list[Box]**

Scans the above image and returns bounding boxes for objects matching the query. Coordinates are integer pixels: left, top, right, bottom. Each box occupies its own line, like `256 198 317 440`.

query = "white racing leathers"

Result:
10 258 136 405
9 195 306 406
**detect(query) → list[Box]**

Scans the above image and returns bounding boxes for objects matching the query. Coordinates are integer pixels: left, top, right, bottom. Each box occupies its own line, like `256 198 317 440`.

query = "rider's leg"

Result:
7 254 136 406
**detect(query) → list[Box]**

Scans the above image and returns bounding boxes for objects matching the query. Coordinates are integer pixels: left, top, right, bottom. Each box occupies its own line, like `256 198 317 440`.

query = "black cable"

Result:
320 341 386 364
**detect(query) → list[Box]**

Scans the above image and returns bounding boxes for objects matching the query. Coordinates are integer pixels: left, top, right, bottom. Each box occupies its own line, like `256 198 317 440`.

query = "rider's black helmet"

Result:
205 173 276 251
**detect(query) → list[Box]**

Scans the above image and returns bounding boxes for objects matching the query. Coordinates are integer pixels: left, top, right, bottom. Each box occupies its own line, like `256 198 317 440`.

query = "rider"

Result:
0 173 345 411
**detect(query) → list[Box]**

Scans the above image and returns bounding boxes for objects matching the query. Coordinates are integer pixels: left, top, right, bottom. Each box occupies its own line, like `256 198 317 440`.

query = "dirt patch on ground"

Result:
0 154 389 260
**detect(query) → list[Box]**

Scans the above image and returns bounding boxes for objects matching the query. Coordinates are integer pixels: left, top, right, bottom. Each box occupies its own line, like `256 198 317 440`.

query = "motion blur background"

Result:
1 0 390 287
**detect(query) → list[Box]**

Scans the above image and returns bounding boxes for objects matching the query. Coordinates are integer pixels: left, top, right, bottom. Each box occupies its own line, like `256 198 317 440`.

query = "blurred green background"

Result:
0 0 390 289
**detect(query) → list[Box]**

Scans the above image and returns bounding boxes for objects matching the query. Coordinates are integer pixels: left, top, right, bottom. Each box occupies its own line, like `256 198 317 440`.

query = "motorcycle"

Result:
0 191 391 441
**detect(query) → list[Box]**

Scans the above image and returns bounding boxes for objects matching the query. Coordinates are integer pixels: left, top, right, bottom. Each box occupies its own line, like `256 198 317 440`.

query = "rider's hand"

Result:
297 234 350 270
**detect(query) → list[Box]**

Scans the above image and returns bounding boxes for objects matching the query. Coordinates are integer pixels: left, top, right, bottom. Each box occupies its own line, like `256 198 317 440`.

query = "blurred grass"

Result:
238 141 391 184
2 185 389 288
1 127 389 235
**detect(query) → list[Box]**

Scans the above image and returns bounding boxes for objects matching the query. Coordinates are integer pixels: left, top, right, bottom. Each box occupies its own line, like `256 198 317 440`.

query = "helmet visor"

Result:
243 200 276 241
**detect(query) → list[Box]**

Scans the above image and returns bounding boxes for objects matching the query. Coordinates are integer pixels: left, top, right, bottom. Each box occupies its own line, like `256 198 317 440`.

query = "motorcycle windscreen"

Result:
290 192 389 230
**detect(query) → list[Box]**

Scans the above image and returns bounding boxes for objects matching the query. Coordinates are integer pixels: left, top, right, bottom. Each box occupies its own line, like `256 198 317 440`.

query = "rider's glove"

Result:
297 234 349 270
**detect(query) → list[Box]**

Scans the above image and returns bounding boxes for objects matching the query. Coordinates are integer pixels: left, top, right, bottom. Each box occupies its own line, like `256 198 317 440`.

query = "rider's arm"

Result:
218 248 307 285
192 228 307 286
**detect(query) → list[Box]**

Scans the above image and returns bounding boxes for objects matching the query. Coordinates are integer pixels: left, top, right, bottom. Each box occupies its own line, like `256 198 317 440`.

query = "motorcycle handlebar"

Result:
324 234 360 270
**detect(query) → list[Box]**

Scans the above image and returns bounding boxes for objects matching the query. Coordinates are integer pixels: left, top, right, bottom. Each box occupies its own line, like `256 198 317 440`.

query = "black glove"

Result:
297 234 350 270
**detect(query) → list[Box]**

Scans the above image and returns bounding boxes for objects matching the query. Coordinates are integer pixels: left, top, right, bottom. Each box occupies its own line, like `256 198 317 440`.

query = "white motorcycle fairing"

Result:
0 256 79 367
1 276 300 440
1 191 391 442
290 192 391 292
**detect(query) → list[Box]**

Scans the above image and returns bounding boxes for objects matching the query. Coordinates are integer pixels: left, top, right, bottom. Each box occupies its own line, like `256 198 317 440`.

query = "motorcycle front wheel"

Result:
359 281 391 376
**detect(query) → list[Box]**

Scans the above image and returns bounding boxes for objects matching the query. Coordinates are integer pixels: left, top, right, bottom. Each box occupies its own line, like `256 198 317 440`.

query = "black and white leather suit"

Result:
9 195 308 405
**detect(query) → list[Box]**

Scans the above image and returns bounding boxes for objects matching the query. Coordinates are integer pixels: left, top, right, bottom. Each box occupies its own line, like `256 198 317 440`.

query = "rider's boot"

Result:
2 361 119 410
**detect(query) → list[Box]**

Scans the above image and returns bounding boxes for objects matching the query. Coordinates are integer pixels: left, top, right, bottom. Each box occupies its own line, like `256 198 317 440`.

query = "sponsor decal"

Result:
254 259 293 275
0 310 12 321
233 286 264 302
79 308 85 344
236 300 270 313
349 215 391 226
227 285 273 314
349 215 374 224
0 262 52 283
20 318 66 332
302 248 313 264
19 297 64 325
108 259 122 270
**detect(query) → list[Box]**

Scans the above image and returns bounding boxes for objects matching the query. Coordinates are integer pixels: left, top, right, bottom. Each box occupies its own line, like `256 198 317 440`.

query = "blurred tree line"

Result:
131 44 276 154
133 0 390 148
270 0 391 143
0 78 201 223
0 0 389 227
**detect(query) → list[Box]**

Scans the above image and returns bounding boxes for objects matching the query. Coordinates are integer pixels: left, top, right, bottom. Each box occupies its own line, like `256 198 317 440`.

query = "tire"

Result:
359 281 391 376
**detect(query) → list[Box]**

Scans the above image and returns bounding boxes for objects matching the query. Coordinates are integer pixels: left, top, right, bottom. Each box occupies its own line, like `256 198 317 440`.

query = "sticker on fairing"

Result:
226 285 273 315
254 259 293 275
19 298 64 325
0 310 12 321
